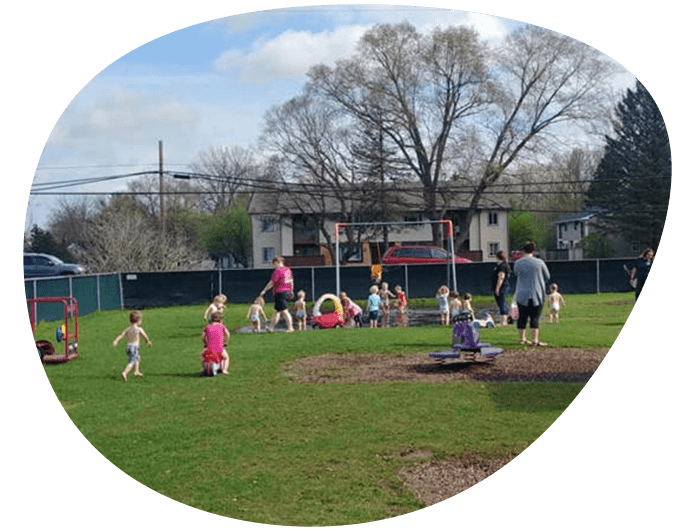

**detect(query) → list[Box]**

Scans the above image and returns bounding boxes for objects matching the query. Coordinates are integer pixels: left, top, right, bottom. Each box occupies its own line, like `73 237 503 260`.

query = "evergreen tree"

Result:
586 81 671 250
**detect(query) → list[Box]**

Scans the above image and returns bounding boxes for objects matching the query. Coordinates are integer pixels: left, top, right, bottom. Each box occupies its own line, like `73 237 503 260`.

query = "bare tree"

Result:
459 25 619 241
80 196 206 272
262 92 386 262
190 145 260 214
307 22 490 243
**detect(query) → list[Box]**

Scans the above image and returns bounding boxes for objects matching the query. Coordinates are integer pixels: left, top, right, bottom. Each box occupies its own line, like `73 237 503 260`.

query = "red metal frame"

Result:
27 296 79 363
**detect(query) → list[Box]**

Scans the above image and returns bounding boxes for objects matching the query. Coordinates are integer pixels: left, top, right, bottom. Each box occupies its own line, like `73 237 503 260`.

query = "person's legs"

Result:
281 309 294 332
121 363 133 381
221 350 230 374
529 304 546 346
517 303 530 344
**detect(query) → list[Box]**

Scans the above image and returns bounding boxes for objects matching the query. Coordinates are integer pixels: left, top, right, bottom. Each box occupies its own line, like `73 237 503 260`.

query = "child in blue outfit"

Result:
367 285 382 328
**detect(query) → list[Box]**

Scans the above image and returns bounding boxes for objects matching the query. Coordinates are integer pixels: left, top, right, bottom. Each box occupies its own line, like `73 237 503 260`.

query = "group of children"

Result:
111 282 566 380
359 282 408 328
435 282 566 327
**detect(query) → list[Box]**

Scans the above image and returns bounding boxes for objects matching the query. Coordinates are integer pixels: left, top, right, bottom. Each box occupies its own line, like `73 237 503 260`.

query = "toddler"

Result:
394 285 408 327
246 297 268 333
547 283 566 323
367 285 382 328
436 285 450 325
113 310 152 381
204 294 227 322
294 290 308 331
449 291 463 318
201 312 230 374
340 292 363 328
379 282 395 327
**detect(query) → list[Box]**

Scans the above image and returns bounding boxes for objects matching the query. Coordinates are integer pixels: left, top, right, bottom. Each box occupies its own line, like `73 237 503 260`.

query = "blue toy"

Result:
429 311 503 362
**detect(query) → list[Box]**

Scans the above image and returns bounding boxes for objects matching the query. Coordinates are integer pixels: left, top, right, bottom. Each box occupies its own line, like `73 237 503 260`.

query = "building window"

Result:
261 217 278 232
487 211 498 226
262 247 275 263
489 242 500 256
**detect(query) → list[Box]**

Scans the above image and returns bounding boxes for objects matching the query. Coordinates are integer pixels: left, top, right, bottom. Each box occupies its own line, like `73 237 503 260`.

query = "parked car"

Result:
24 253 85 278
382 245 472 265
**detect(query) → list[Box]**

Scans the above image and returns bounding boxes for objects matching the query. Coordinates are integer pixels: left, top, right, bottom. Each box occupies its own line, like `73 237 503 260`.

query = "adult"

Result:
260 256 294 333
513 241 551 346
492 250 512 326
630 248 654 301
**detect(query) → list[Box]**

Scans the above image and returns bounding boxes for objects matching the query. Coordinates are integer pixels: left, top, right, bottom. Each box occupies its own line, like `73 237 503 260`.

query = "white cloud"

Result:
215 25 370 83
48 88 201 148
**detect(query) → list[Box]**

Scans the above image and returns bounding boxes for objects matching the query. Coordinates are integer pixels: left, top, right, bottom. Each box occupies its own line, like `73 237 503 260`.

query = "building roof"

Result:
247 181 511 215
553 211 599 225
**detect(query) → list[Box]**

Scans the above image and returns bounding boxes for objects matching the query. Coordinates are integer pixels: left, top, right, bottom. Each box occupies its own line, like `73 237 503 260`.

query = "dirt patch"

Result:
283 347 608 384
400 452 517 506
284 347 607 506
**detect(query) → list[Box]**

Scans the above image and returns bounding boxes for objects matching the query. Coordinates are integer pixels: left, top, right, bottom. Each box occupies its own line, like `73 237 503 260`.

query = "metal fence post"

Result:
596 259 601 294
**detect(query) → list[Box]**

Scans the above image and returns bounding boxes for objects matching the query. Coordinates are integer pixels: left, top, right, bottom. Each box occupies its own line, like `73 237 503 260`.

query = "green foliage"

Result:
586 81 671 250
508 210 552 250
37 294 630 525
25 224 75 262
579 232 615 258
197 199 252 267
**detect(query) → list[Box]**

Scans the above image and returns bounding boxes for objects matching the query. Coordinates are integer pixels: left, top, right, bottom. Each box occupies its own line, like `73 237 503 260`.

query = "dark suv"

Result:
24 253 85 278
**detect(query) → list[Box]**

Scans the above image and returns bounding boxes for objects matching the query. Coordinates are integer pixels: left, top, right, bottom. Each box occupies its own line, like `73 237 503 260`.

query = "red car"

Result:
382 245 471 265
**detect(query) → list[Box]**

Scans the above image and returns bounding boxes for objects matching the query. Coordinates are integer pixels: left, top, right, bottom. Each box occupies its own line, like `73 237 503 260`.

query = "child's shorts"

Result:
126 343 140 364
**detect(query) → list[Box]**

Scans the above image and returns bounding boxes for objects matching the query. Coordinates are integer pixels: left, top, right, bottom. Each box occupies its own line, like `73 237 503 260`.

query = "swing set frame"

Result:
333 219 457 295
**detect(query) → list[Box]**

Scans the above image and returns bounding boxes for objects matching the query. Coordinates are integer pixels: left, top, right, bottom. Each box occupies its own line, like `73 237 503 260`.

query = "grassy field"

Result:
35 293 633 526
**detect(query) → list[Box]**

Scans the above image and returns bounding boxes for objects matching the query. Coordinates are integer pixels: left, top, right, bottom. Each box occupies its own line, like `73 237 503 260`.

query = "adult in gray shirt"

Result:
513 241 550 346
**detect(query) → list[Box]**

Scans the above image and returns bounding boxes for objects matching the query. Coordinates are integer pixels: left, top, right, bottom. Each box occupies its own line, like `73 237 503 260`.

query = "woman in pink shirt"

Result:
260 256 294 333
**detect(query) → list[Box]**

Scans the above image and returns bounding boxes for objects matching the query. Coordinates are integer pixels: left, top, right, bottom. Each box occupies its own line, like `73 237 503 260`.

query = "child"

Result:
113 310 152 381
340 292 363 328
204 294 227 322
379 282 395 327
367 285 382 328
294 290 308 331
449 291 463 318
201 312 230 374
547 283 566 323
436 285 450 325
246 297 268 333
394 285 408 327
462 292 474 319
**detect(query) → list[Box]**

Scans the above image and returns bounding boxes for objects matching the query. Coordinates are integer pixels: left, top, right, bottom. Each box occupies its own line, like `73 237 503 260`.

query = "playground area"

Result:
30 293 628 526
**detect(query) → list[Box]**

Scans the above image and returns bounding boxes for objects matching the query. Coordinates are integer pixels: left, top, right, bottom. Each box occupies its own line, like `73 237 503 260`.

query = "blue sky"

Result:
26 6 538 229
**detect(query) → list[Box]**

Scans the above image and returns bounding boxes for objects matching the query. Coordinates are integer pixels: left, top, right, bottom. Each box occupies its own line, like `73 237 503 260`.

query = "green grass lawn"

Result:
36 293 633 526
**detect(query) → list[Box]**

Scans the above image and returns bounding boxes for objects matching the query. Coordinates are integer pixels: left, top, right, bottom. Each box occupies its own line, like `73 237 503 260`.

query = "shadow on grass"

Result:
485 382 581 413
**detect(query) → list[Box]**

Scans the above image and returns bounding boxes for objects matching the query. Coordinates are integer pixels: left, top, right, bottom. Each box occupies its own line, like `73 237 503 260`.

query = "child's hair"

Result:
210 311 223 322
129 310 142 324
437 285 449 295
214 294 227 304
297 290 305 299
381 282 389 289
254 296 265 305
339 291 348 300
463 292 472 300
451 291 459 299
394 285 402 292
370 285 378 294
550 283 558 292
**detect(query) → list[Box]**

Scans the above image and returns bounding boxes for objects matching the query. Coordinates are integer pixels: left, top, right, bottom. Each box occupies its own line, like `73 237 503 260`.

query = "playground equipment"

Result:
201 348 222 377
311 293 345 329
27 296 79 363
428 311 503 363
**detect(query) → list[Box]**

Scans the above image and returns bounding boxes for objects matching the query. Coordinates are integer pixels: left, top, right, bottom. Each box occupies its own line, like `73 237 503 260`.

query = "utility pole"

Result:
159 140 165 236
